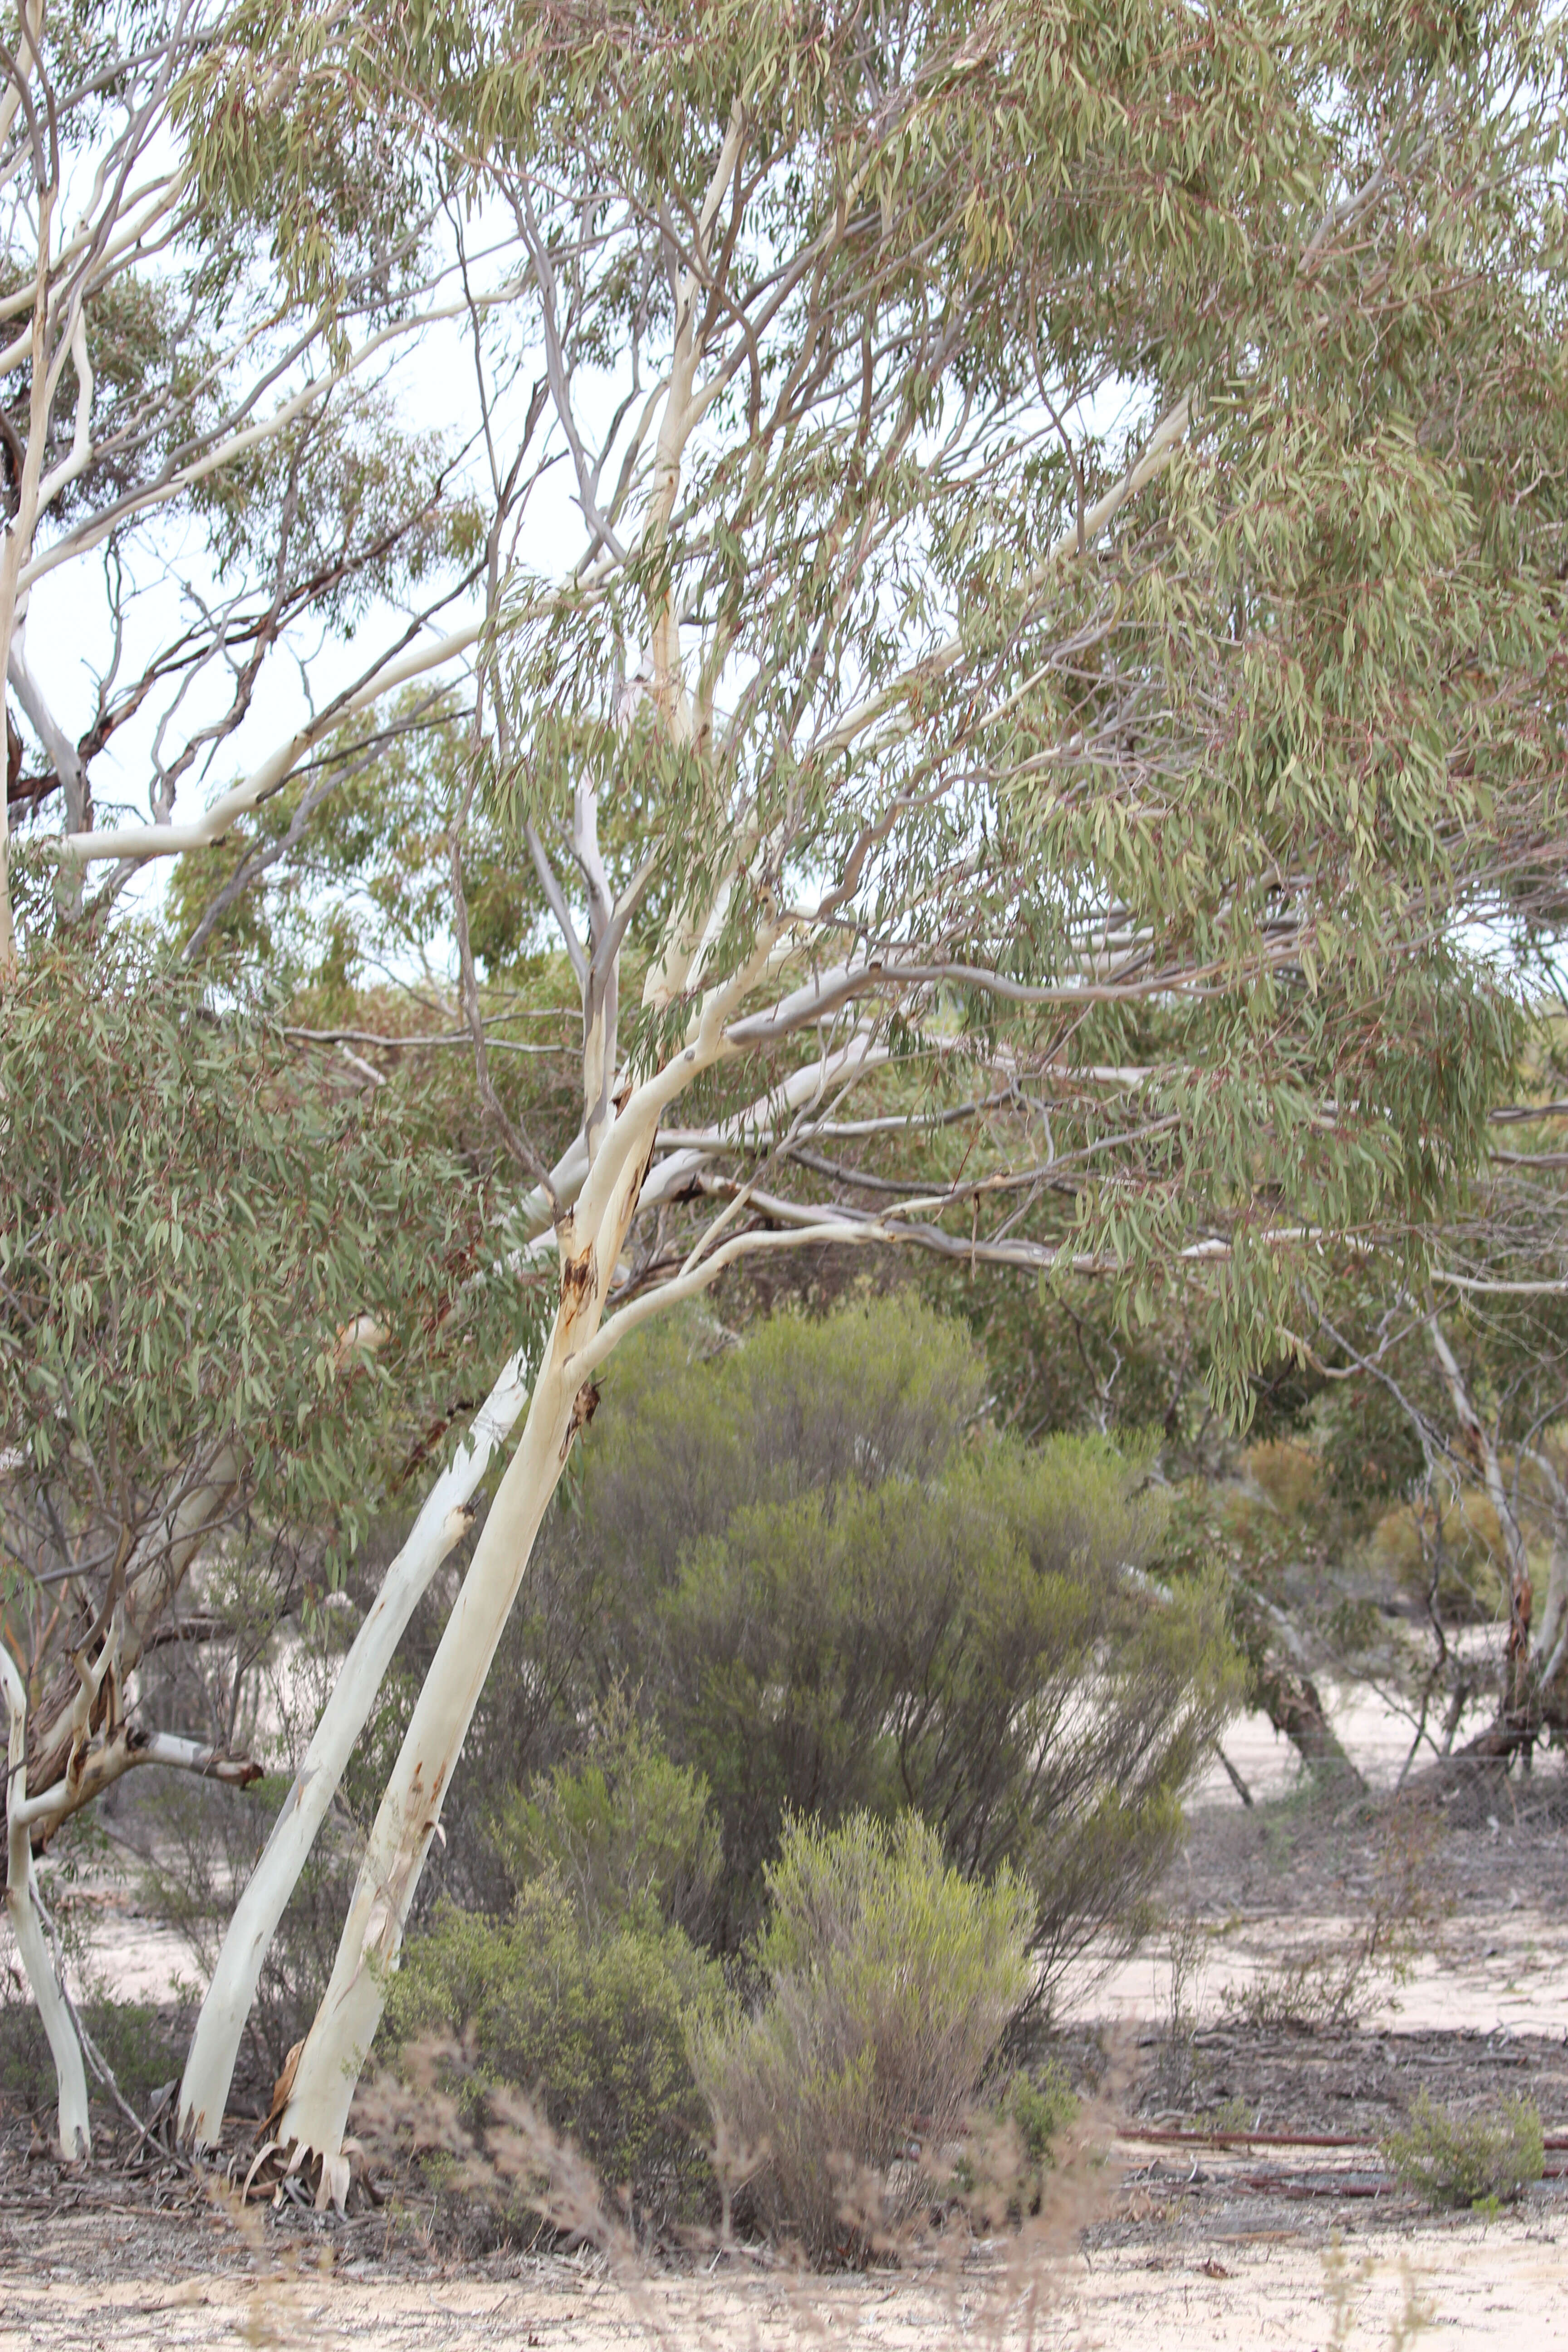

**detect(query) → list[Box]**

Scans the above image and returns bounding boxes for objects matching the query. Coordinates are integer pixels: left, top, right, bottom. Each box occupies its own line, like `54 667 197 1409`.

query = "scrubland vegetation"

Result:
2 0 1568 2328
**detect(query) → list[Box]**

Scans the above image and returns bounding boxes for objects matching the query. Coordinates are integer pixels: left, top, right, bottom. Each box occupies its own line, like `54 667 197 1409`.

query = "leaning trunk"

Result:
276 1242 613 2175
1256 1663 1367 1794
177 1348 533 2148
1 1644 89 2157
3 1824 89 2160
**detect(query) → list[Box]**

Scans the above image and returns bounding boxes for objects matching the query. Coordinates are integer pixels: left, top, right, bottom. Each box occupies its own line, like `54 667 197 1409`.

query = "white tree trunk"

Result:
183 1042 872 2143
177 1343 533 2147
273 948 785 2186
277 1308 589 2170
1 1642 90 2159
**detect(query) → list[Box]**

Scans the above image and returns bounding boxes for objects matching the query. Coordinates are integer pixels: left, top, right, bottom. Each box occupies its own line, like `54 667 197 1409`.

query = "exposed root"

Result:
238 2132 380 2216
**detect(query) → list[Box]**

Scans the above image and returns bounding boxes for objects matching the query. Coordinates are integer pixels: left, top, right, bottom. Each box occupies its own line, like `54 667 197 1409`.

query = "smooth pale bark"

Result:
1 1642 90 2158
277 1305 595 2171
187 1048 874 2137
1537 1545 1568 1700
22 1725 261 1843
273 914 783 2180
275 1085 669 2183
177 1343 533 2147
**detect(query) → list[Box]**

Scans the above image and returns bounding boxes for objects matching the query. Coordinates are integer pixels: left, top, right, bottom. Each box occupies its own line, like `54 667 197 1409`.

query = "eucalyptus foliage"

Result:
156 0 1558 1405
0 947 520 1815
2 0 1563 2171
166 1 1568 2174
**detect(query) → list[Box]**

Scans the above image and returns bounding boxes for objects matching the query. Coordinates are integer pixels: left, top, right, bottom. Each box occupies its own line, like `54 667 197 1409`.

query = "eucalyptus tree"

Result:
0 0 492 980
0 950 520 2155
0 0 504 2152
1277 1119 1568 1778
4 0 1563 2180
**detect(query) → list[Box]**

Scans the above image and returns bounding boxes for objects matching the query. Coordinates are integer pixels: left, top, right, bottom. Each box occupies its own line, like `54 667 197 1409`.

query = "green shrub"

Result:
384 1717 729 2227
0 1986 57 2124
384 1855 726 2226
1007 2063 1079 2185
1382 2091 1544 2210
489 1698 721 1939
0 1984 182 2130
692 1811 1032 2262
952 2060 1080 2222
446 1298 1239 1979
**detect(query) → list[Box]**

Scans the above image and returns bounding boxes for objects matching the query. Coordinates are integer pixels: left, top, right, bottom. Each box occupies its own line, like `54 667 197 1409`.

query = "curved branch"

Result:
1 1636 90 2158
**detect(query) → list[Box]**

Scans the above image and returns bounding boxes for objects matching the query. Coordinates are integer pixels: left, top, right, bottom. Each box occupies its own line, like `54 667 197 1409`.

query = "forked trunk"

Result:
22 1455 238 1826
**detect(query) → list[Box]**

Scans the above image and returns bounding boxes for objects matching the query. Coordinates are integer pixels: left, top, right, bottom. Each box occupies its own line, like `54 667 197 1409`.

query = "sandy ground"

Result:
67 1693 1524 2018
4 1686 1568 2346
0 2186 1560 2347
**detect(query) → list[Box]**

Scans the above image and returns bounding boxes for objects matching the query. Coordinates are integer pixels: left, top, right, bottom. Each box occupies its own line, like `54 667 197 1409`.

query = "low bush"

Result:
488 1698 721 1940
384 1721 729 2227
692 1811 1032 2261
1004 2063 1080 2200
954 2060 1080 2223
0 1980 183 2131
384 1883 725 2225
1382 2090 1544 2210
1221 1805 1438 2033
0 1984 58 2126
437 1298 1239 1981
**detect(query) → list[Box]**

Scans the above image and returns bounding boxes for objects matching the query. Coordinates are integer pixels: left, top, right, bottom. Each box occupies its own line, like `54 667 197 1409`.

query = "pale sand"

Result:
5 1679 1563 2347
0 2221 1561 2348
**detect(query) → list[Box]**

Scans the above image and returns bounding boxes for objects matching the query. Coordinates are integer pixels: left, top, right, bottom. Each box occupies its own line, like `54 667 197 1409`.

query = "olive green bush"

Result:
952 2059 1082 2225
384 1718 727 2223
691 1811 1033 2261
0 1984 183 2132
489 1699 721 1941
1382 2091 1544 2210
383 1885 725 2223
431 1298 1239 1986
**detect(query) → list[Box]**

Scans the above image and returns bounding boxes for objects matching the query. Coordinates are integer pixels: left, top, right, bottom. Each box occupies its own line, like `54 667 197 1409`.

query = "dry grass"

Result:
334 2029 1133 2351
1219 1800 1444 2032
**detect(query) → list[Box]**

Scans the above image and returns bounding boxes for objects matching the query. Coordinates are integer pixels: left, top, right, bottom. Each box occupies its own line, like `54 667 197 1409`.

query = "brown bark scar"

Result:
559 1380 601 1460
560 1245 598 1310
